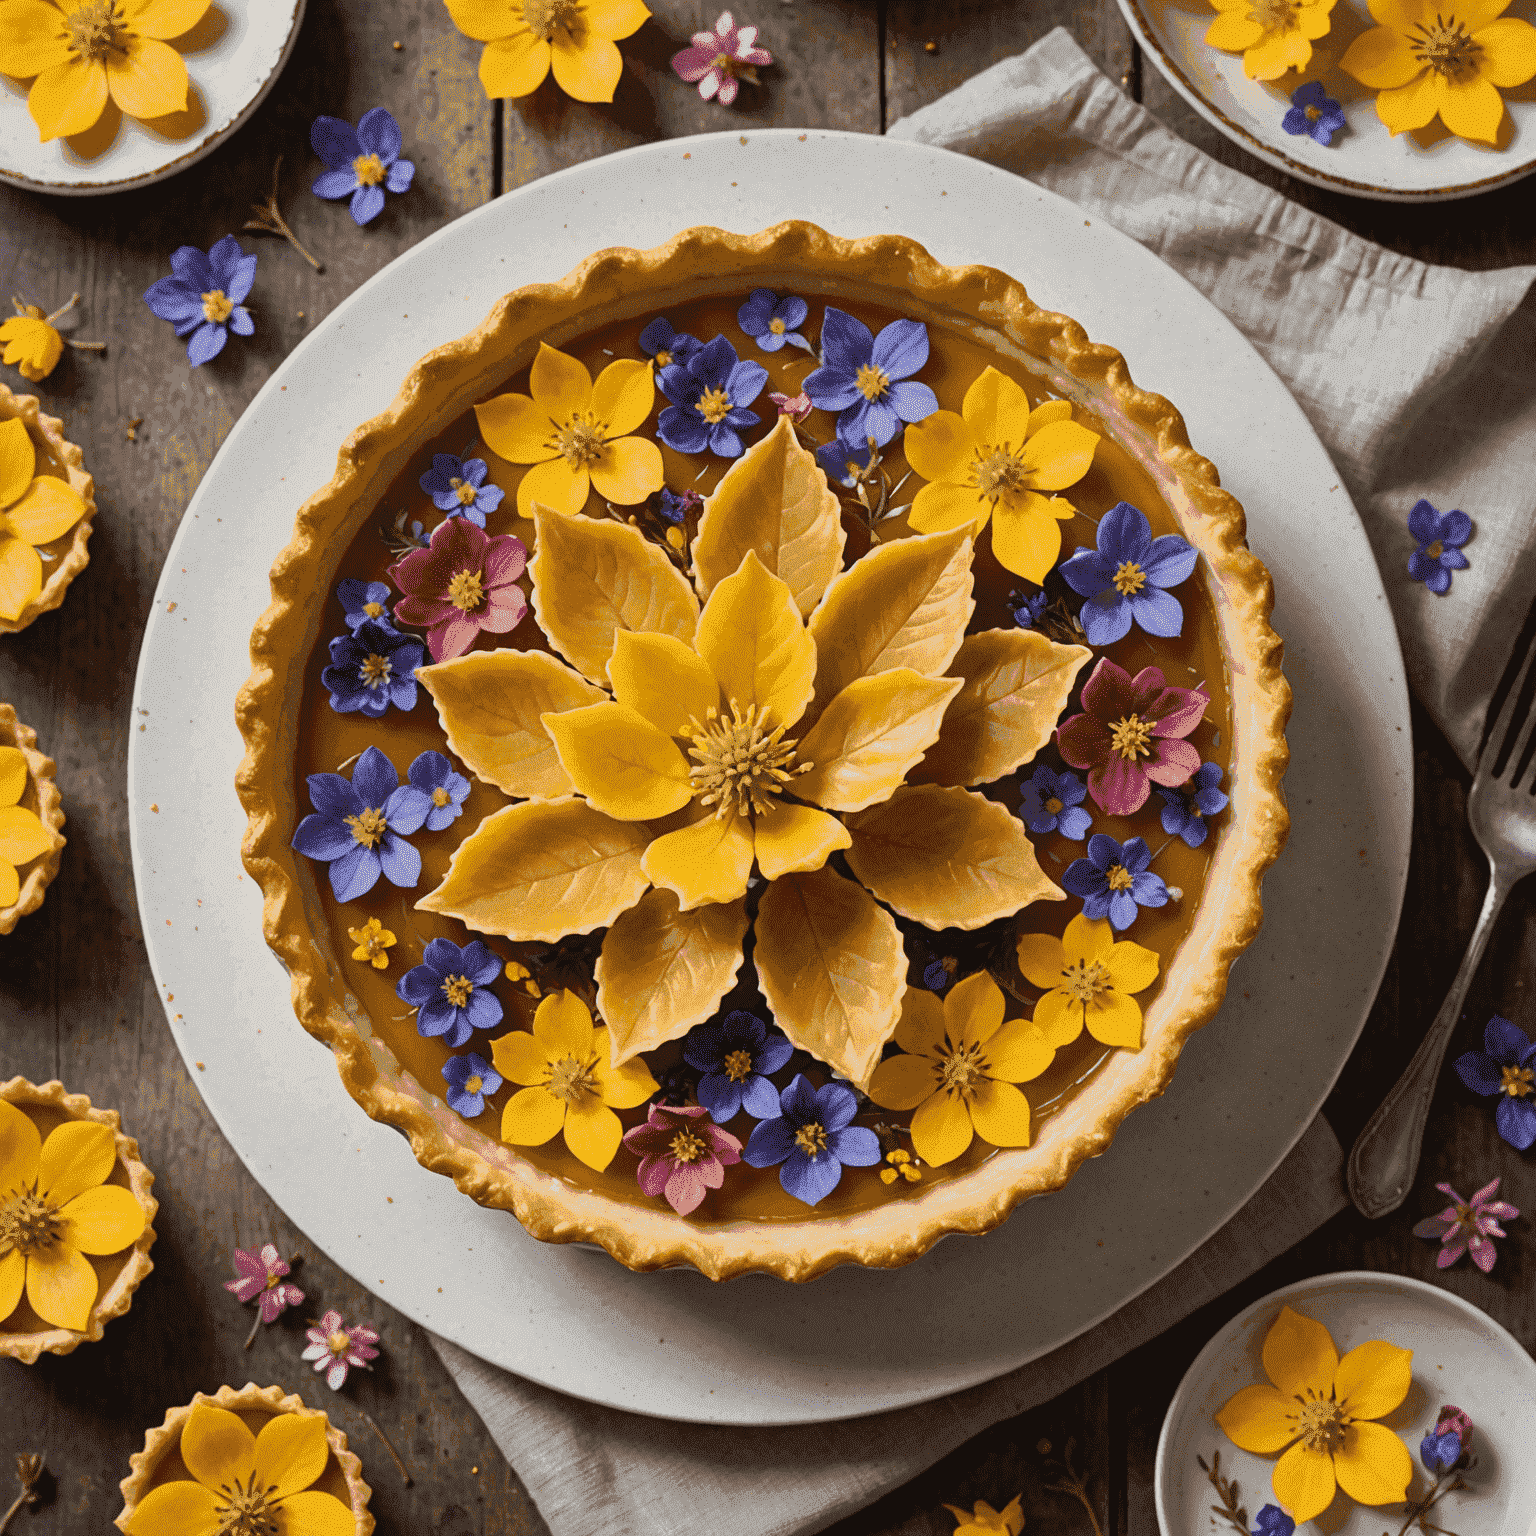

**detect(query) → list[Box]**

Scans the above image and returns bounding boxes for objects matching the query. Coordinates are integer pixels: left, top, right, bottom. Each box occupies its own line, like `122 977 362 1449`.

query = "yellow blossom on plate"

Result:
1016 913 1159 1050
1204 0 1339 78
0 746 53 909
443 0 650 103
905 367 1099 584
1216 1305 1413 1524
1341 0 1536 143
347 916 395 970
491 989 656 1171
0 1099 147 1331
944 1496 1024 1535
123 1401 355 1536
867 972 1055 1165
475 342 664 518
0 0 211 144
0 415 86 623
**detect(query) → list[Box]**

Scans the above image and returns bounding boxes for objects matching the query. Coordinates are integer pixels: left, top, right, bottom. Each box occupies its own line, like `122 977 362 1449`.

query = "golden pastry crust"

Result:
236 222 1291 1282
0 382 95 634
0 703 66 934
115 1382 374 1536
0 1078 156 1361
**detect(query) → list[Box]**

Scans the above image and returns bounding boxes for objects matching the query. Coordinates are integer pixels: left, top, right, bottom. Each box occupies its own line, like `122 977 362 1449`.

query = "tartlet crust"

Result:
115 1382 375 1536
0 702 66 934
0 382 95 634
0 1078 156 1361
236 222 1291 1282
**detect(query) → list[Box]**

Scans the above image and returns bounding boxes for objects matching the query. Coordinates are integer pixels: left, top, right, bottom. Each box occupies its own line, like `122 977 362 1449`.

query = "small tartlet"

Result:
0 702 66 934
116 1382 375 1536
0 1077 156 1362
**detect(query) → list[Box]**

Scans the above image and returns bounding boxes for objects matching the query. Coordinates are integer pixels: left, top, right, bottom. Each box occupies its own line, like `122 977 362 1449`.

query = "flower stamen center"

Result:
0 1187 61 1256
442 974 474 1008
554 411 606 467
1113 560 1147 595
352 152 386 187
1061 958 1112 1005
1245 0 1300 33
363 600 385 618
1106 864 1134 892
344 806 388 849
684 700 809 818
653 348 673 368
696 386 732 424
722 1048 754 1082
1110 713 1154 761
769 317 786 334
201 289 234 324
326 1330 351 1356
794 1121 828 1157
669 1129 708 1164
937 1039 988 1099
65 1 124 62
523 0 583 40
1411 17 1479 76
1426 538 1445 559
360 653 392 688
212 1474 280 1536
432 787 452 807
546 1053 598 1104
1045 795 1064 815
1501 1064 1534 1097
855 362 890 402
450 476 480 506
1294 1394 1347 1454
464 1074 483 1095
972 445 1028 501
447 569 486 611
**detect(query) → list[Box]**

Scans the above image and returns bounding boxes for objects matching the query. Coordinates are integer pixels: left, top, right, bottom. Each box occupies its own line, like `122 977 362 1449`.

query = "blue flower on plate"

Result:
1059 501 1198 646
1021 764 1092 840
1407 499 1472 595
290 745 430 901
683 1010 794 1122
656 335 769 458
143 237 256 367
419 453 504 528
1282 81 1346 146
1454 1014 1536 1149
407 749 471 830
321 618 423 717
1251 1508 1294 1536
738 288 811 353
443 1051 503 1117
311 107 415 225
1062 833 1168 931
815 438 873 489
336 578 395 632
803 307 938 450
1158 762 1228 848
397 937 503 1047
640 316 702 370
742 1073 880 1206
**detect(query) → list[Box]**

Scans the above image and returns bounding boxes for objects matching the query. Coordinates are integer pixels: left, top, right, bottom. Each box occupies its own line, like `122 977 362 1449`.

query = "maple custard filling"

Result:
290 294 1232 1225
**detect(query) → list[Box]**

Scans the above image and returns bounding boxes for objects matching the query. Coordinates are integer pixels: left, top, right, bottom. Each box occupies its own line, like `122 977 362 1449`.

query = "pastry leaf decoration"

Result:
752 864 909 1090
910 629 1092 788
846 784 1064 931
417 796 650 940
806 527 974 717
595 887 750 1066
419 649 606 799
691 414 847 617
528 506 700 686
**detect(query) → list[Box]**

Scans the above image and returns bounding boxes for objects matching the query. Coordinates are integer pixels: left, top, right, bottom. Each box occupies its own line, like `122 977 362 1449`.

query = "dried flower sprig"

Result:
244 157 325 272
381 507 431 560
0 1455 44 1535
1198 1450 1251 1535
1042 1438 1105 1536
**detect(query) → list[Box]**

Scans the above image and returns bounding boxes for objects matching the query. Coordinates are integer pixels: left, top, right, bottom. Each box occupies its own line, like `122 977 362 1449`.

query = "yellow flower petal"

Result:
1205 10 1264 48
591 357 654 438
1375 68 1441 132
28 53 108 141
1105 936 1160 995
1475 16 1536 84
989 494 1066 585
530 342 593 421
1084 988 1143 1049
908 477 990 536
910 1090 973 1166
444 0 522 42
642 810 754 909
1271 1439 1337 1525
58 1184 145 1254
968 1078 1032 1148
946 969 1005 1048
1438 68 1505 143
0 747 26 810
550 30 624 101
479 29 551 96
1342 20 1413 80
0 315 63 382
490 1028 550 1086
752 803 850 881
588 1025 658 1107
251 1413 329 1503
585 0 651 40
25 1238 96 1329
1031 988 1083 1048
0 532 41 621
1300 1 1337 39
961 365 1033 449
1245 27 1314 78
563 1100 623 1170
501 1084 566 1146
589 433 663 505
893 987 945 1054
122 1479 222 1536
475 390 554 464
607 629 720 739
5 474 84 545
272 1490 357 1536
1263 1304 1339 1398
1015 930 1067 991
1333 1420 1413 1508
1334 1338 1413 1421
542 702 693 821
518 455 588 518
0 0 71 78
122 0 212 40
1216 1383 1299 1453
985 1018 1055 1082
867 1052 937 1111
0 418 35 509
0 1098 42 1195
182 1403 259 1491
105 35 188 119
0 1249 23 1325
36 1119 116 1207
1017 419 1099 492
1062 911 1114 967
1026 399 1075 433
533 987 594 1059
0 860 19 909
694 550 816 728
902 407 975 485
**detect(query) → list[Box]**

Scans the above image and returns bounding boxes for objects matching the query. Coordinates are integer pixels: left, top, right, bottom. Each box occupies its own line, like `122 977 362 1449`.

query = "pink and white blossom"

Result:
671 12 772 105
302 1308 381 1390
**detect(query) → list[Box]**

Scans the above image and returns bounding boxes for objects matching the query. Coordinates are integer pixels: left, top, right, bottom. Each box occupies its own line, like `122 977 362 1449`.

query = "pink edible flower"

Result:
388 515 528 662
622 1103 743 1216
302 1307 381 1390
1056 658 1208 816
769 389 812 423
225 1243 304 1324
1413 1178 1518 1272
671 11 772 105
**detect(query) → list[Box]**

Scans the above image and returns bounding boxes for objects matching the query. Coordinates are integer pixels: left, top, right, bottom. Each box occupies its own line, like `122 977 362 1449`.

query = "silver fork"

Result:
1348 626 1536 1219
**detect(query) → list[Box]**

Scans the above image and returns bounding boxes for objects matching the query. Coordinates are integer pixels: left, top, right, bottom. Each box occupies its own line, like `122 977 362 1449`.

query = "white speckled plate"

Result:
0 0 304 197
1119 0 1536 202
1156 1270 1536 1534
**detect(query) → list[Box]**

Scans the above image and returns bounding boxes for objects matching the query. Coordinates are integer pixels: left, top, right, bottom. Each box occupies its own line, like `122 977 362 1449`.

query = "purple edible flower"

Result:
1413 1178 1519 1272
682 1009 793 1122
1251 1509 1294 1536
815 437 873 489
803 307 938 450
419 453 504 527
1453 1014 1536 1149
1419 1406 1473 1474
442 1051 503 1117
291 745 430 901
224 1243 304 1324
742 1073 880 1206
1060 501 1198 646
657 488 702 525
311 107 414 226
336 577 395 632
397 937 503 1047
1282 81 1346 145
623 1103 743 1216
143 236 256 367
1407 499 1472 594
1158 761 1228 848
302 1308 380 1391
321 618 423 717
407 749 471 831
656 334 768 458
1062 833 1168 931
1007 588 1050 629
922 958 952 993
639 316 702 370
738 288 811 353
1021 764 1092 841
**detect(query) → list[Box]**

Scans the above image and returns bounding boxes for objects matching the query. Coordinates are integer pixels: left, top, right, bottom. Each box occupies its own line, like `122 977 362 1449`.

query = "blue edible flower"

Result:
656 335 768 459
683 1010 793 1122
1059 501 1198 647
1282 82 1346 146
657 488 702 524
1158 762 1228 848
419 454 504 527
815 437 873 489
1419 1428 1463 1476
742 1073 880 1206
922 958 952 993
1453 1015 1536 1149
321 618 423 717
1407 499 1472 595
639 316 702 370
311 107 415 226
143 236 256 367
291 745 430 901
1021 764 1092 841
737 288 811 353
1007 588 1050 630
407 749 471 831
1251 1508 1294 1536
1062 833 1168 931
397 937 503 1047
442 1051 503 1117
803 307 938 450
336 578 395 632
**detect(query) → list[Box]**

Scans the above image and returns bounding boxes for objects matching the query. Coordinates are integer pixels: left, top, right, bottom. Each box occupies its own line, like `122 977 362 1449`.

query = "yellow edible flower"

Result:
867 972 1056 1166
347 916 395 970
0 0 211 144
1 295 103 383
1216 1305 1413 1524
1016 913 1159 1051
505 958 541 996
1341 0 1536 144
0 1100 147 1331
905 367 1099 584
0 416 86 625
944 1496 1025 1535
0 746 53 910
475 342 665 518
490 989 656 1171
1203 0 1338 79
123 1402 355 1536
443 0 650 103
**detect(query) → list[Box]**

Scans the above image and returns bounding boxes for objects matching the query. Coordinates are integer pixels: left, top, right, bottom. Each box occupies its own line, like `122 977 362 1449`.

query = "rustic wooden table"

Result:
4 2 1534 1532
